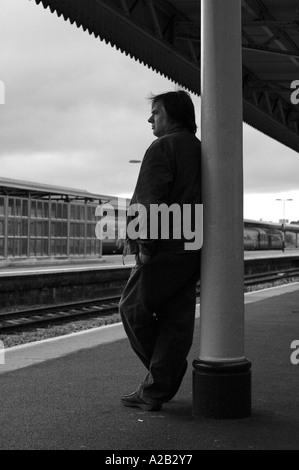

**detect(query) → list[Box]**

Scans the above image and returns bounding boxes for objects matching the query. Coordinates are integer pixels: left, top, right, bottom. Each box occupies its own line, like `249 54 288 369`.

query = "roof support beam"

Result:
174 21 200 42
277 99 287 126
146 0 163 38
242 0 299 69
243 19 299 27
128 0 141 14
242 59 299 148
263 29 283 47
119 0 130 17
243 44 299 59
264 92 274 116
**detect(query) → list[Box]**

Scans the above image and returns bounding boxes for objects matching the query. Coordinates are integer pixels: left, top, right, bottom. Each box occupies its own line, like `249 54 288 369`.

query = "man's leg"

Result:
120 251 200 407
119 263 158 370
137 278 197 403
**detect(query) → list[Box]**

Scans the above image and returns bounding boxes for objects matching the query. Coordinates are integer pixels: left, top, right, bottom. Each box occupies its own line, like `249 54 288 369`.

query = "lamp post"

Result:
276 198 293 252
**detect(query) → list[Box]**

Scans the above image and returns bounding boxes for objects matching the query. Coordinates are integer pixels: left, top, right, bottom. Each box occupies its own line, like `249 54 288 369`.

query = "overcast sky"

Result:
1 0 299 223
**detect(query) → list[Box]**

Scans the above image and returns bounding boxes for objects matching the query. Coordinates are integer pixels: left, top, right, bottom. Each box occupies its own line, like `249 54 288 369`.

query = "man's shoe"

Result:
121 392 162 411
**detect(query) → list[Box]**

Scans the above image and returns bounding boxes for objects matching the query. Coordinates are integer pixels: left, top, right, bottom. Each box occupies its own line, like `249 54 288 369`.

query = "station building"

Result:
0 177 126 263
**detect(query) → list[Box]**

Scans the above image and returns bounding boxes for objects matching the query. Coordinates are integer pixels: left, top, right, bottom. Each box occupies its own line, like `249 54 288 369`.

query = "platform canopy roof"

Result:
0 176 113 203
30 0 299 153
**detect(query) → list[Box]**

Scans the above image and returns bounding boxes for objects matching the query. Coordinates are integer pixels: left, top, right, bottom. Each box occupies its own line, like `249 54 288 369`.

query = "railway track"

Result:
1 268 299 333
244 267 299 286
0 296 121 332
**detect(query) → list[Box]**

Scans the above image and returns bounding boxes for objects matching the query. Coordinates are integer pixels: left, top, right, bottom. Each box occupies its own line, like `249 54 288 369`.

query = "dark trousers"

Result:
119 249 200 403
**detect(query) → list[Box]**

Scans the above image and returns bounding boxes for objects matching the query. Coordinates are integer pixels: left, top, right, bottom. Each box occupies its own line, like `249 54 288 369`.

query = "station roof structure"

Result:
0 176 112 203
29 0 299 153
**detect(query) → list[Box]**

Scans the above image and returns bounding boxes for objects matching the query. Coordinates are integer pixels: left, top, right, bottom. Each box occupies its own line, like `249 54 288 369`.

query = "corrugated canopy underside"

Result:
30 0 299 153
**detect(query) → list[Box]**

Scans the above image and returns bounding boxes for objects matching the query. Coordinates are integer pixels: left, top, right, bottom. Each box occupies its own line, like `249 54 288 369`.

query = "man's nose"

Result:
148 116 153 123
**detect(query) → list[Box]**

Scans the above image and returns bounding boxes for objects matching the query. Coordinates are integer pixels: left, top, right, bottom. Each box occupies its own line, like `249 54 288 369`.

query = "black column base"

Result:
192 358 252 419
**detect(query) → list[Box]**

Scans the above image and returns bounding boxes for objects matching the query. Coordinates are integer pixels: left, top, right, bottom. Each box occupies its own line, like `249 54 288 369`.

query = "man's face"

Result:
148 101 173 137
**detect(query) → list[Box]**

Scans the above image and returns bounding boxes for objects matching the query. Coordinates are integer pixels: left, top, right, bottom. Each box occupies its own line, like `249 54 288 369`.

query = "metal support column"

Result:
193 0 251 419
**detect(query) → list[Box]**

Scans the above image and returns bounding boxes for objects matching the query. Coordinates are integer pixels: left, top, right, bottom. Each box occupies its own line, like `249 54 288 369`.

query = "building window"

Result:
49 201 68 257
7 198 29 258
69 202 86 256
0 197 4 258
69 202 101 257
0 197 5 217
30 200 50 257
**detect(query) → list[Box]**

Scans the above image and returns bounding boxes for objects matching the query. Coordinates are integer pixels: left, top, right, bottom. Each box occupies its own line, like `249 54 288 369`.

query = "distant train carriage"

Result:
243 226 268 250
244 219 299 251
255 228 268 249
264 228 283 250
285 230 298 249
243 227 259 250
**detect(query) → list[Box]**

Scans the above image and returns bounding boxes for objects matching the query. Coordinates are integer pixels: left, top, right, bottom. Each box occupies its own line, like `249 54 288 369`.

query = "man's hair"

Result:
149 90 197 134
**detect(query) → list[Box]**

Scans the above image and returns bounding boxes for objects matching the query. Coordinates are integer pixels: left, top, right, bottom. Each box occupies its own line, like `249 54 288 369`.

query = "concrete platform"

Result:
0 249 299 276
244 248 299 259
0 255 135 277
0 283 298 450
